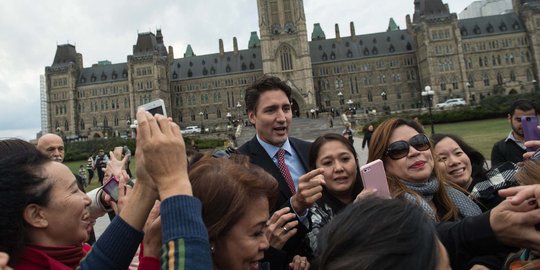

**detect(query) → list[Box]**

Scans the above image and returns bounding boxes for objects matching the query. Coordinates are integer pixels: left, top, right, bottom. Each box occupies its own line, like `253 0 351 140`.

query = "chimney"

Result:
233 37 238 54
335 23 341 40
219 39 224 55
350 22 356 40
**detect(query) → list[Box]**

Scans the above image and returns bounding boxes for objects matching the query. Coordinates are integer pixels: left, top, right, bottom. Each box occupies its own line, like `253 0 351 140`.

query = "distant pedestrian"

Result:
78 164 87 187
95 149 109 185
362 124 374 149
342 123 354 145
86 154 95 185
328 115 334 128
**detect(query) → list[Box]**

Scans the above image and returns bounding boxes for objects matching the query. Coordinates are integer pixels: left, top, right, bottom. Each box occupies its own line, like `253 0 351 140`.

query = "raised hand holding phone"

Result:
360 159 391 199
521 115 540 151
291 168 326 214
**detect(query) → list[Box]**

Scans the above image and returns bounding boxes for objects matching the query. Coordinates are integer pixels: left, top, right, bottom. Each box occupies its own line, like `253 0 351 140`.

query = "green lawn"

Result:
426 118 509 159
65 159 137 191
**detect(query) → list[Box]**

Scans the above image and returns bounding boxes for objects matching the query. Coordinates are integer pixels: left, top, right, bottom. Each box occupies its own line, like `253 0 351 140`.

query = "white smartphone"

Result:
140 99 167 117
359 159 391 198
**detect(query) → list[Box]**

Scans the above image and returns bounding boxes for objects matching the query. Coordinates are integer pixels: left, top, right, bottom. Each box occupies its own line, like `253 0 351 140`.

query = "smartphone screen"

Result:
360 159 391 198
147 106 164 116
141 99 167 117
102 176 119 202
521 115 540 151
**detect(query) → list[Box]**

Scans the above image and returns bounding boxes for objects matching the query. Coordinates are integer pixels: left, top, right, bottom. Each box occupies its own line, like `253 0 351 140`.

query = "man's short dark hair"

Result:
509 99 537 115
244 75 292 113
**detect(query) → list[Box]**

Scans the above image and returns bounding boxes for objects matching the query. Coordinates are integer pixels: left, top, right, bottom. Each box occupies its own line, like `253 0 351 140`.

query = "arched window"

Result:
114 114 119 126
103 117 109 128
280 46 294 71
497 73 504 85
80 119 85 130
64 120 69 131
93 117 97 128
483 74 490 86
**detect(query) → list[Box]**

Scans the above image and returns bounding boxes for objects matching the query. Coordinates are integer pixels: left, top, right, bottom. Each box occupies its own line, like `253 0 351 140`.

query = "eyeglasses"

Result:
212 147 238 159
385 134 431 160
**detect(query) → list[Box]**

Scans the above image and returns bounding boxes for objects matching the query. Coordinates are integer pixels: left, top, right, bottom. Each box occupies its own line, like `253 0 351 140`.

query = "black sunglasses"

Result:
385 134 431 160
212 147 238 159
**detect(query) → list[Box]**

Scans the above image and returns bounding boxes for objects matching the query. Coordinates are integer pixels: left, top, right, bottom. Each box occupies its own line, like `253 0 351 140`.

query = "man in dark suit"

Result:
238 75 321 267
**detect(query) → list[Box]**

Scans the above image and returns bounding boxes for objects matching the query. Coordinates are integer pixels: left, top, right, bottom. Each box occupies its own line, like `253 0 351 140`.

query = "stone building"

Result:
44 0 540 139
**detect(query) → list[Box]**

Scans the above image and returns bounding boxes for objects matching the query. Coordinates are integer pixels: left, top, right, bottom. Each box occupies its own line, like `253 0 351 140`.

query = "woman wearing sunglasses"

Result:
367 118 481 222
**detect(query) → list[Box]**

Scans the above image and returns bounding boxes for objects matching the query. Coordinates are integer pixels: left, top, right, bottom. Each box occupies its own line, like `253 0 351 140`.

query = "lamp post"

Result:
380 91 388 115
236 101 242 126
421 86 435 135
226 112 232 131
337 91 344 113
199 111 204 134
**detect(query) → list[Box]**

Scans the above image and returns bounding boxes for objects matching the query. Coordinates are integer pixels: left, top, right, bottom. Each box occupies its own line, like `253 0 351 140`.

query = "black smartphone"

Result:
521 115 540 151
102 176 119 202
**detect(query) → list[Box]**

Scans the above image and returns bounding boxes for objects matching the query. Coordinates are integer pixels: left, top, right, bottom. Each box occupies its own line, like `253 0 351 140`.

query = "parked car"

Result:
181 126 201 134
436 98 466 109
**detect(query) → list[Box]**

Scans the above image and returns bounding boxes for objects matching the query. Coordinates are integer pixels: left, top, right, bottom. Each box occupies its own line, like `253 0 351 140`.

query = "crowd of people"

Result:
2 75 540 270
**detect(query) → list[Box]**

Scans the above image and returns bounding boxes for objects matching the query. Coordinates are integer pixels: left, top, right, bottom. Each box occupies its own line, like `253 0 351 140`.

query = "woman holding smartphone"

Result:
366 118 513 270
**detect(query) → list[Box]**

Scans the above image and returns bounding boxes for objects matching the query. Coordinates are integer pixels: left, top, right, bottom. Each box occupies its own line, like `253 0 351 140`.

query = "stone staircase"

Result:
236 116 346 145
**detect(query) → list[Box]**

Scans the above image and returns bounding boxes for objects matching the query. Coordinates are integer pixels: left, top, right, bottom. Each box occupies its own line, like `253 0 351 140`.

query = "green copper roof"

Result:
311 23 326 41
184 44 195 57
387 18 400 31
97 60 112 65
248 31 260 48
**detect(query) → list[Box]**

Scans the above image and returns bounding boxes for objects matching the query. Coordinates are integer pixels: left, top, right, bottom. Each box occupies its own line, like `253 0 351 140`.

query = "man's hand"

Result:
291 168 325 214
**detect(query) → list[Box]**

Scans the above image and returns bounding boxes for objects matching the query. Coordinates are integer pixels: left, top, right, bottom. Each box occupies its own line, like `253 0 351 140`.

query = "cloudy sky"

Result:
0 0 475 140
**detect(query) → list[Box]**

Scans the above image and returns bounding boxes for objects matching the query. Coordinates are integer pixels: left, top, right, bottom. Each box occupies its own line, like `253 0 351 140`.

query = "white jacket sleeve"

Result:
87 187 113 219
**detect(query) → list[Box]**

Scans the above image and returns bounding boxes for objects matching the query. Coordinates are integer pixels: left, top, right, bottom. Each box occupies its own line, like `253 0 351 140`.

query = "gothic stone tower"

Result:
407 0 468 104
514 0 540 81
257 0 315 114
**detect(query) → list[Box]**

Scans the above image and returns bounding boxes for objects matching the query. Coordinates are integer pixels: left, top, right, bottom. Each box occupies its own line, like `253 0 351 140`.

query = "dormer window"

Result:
487 24 494 33
172 71 178 79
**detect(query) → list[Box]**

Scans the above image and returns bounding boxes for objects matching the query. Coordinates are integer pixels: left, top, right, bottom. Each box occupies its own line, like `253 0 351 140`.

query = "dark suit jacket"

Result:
238 136 312 268
238 136 311 211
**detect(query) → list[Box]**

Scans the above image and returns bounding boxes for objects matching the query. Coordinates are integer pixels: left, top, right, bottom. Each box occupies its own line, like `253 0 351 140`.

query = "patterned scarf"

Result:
400 177 482 222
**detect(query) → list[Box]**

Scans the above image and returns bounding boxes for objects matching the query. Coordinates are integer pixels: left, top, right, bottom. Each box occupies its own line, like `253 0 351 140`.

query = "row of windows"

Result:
463 37 528 53
431 29 451 41
55 104 67 115
84 98 129 113
80 71 126 83
52 91 68 101
183 91 224 106
136 81 153 91
317 70 417 94
464 51 530 69
467 69 534 87
316 57 416 76
52 78 68 88
135 66 153 77
319 43 412 61
173 76 256 92
78 85 128 98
